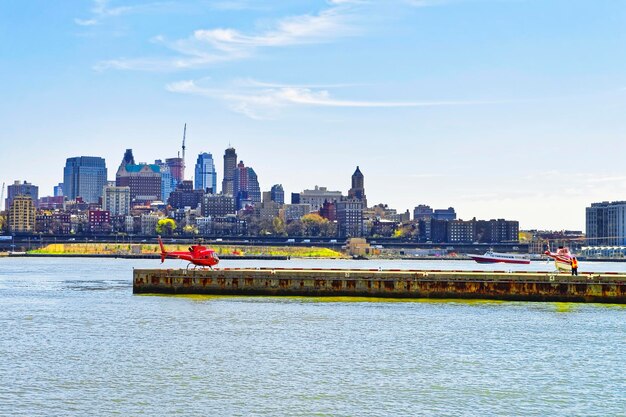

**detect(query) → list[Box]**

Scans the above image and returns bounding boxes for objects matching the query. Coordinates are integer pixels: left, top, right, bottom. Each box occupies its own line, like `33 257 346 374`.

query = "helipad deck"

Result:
133 268 626 303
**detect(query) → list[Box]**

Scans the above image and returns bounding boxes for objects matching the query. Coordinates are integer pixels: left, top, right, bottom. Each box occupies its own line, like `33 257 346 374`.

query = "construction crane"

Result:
182 123 186 168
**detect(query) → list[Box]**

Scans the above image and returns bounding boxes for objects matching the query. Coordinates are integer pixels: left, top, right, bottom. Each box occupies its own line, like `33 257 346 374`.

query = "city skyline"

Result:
2 1 626 231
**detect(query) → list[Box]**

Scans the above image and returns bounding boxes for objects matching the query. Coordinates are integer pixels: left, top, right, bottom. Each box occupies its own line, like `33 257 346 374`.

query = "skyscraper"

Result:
233 160 261 209
63 157 108 203
221 147 237 195
194 152 217 193
270 184 285 204
348 166 367 208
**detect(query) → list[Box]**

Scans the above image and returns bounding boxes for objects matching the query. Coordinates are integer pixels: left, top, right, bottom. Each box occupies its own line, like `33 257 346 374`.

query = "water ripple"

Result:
0 258 624 416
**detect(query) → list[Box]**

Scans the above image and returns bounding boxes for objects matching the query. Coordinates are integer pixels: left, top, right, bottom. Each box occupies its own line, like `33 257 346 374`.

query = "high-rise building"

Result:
168 180 204 210
194 152 217 193
233 160 261 209
259 200 281 222
121 149 135 165
221 147 237 195
53 183 64 197
447 219 476 243
154 159 174 202
6 181 39 210
166 157 184 186
433 207 456 221
202 194 236 217
413 205 434 221
448 218 519 243
348 166 367 208
116 151 161 205
299 186 343 211
586 201 626 246
63 156 108 203
270 184 285 205
103 186 131 216
8 195 36 233
336 199 364 238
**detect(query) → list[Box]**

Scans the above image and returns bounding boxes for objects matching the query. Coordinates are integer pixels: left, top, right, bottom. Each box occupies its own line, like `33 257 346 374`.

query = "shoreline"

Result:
5 252 290 260
4 252 626 262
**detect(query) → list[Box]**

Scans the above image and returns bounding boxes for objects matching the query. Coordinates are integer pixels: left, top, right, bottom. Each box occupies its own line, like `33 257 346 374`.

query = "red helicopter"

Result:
158 236 220 269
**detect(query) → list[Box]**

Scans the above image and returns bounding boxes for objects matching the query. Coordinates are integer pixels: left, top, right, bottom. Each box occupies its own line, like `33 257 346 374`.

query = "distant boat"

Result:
468 251 530 264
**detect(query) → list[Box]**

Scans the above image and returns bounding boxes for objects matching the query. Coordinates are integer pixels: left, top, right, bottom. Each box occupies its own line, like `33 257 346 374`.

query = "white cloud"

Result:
233 78 365 89
96 2 358 71
166 78 502 119
74 18 98 26
209 1 271 11
195 8 354 48
92 0 133 17
75 0 174 27
403 0 451 6
74 0 131 26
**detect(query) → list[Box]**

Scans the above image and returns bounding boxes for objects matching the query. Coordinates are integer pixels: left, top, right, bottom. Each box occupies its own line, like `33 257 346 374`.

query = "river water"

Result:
0 257 624 416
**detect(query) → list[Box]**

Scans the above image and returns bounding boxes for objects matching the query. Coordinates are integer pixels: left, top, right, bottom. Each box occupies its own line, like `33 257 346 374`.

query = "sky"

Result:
1 0 626 230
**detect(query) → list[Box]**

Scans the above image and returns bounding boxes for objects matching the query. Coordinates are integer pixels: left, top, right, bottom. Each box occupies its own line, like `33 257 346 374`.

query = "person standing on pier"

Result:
571 257 578 276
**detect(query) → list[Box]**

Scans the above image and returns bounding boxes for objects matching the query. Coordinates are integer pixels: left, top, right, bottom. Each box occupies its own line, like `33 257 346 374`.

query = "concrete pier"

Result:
133 268 626 303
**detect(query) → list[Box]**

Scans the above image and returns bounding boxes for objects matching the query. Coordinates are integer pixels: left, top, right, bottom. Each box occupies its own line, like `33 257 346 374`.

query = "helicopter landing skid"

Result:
186 263 213 270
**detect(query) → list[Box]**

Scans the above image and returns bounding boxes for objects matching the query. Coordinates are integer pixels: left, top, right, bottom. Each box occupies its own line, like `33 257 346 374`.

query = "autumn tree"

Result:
301 213 327 237
182 225 198 236
272 216 286 236
156 218 176 236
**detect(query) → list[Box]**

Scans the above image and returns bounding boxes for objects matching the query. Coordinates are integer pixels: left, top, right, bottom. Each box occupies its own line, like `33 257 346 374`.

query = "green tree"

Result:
286 220 304 236
258 218 274 236
156 218 176 236
245 217 262 236
319 220 337 237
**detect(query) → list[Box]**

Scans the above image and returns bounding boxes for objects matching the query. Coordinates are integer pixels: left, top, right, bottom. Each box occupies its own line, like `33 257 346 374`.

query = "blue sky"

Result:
1 0 626 230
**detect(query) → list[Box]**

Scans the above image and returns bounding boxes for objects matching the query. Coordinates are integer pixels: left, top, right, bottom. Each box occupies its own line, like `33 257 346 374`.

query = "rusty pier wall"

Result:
133 268 626 303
